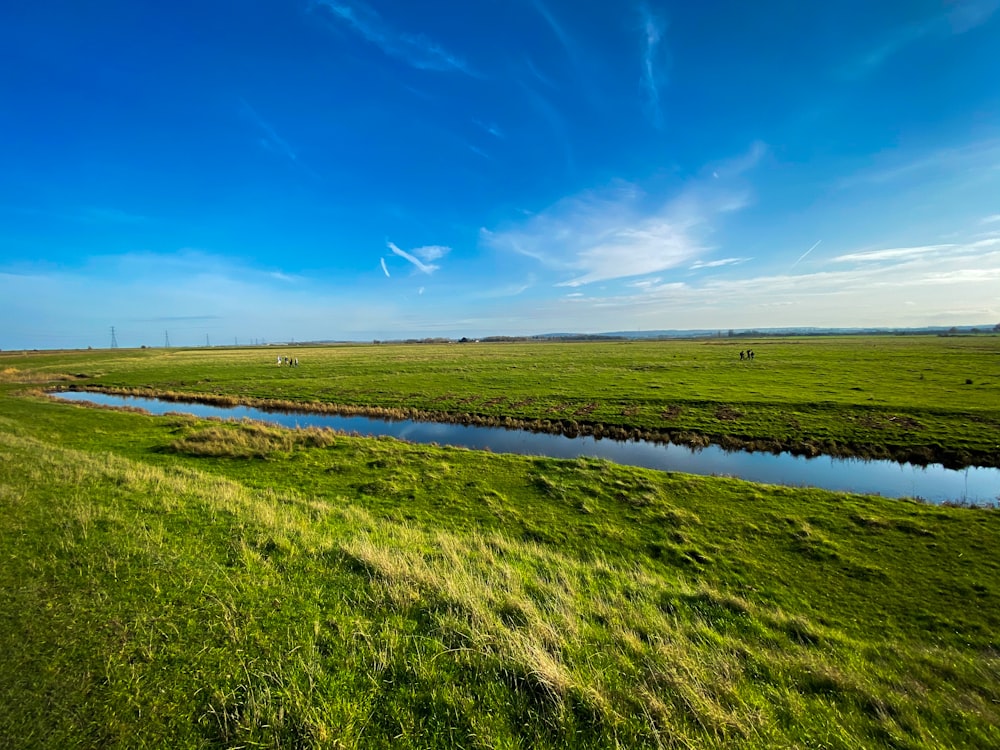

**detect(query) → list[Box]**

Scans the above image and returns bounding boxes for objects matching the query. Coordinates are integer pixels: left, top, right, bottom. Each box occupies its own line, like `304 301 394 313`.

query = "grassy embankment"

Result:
0 342 998 747
24 335 1000 467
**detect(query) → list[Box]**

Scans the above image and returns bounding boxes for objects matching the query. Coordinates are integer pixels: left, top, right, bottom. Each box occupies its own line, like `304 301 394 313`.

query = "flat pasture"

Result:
11 334 1000 466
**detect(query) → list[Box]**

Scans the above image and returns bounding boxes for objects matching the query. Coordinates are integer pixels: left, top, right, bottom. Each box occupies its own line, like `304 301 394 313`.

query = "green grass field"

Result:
1 337 999 748
11 334 1000 466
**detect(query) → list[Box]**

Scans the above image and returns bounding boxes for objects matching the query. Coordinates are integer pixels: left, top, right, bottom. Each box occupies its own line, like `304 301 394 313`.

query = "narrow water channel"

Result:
53 391 1000 505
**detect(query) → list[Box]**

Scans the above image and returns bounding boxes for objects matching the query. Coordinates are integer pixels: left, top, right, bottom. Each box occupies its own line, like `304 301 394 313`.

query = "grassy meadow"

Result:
14 334 1000 467
1 337 999 748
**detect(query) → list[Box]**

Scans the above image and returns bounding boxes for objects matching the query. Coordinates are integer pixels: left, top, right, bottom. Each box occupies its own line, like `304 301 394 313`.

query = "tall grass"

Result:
2 419 998 747
167 421 338 458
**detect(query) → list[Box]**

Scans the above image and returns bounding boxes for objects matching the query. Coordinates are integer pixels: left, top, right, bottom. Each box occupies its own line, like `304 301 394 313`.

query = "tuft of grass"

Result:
0 367 89 384
167 421 337 458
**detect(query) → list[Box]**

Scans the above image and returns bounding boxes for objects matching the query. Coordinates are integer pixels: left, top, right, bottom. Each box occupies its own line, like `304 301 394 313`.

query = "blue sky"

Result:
2 0 999 348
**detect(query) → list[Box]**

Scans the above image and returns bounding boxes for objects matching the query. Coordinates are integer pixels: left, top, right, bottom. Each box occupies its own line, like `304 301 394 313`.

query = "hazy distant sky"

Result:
1 0 999 348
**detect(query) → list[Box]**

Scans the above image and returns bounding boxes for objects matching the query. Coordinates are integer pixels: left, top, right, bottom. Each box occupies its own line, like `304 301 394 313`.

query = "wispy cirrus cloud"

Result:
520 84 574 170
835 137 1000 190
545 233 1000 330
948 0 1000 32
639 4 668 127
380 257 390 277
387 241 448 274
312 0 473 74
847 0 999 76
628 277 661 288
690 257 750 270
523 55 556 88
475 275 536 299
239 98 297 162
467 143 491 160
833 244 956 263
482 144 764 287
531 0 577 60
473 120 504 139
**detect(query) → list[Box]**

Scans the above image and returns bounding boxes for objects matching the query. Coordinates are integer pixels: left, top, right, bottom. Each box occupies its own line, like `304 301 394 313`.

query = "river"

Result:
52 390 1000 505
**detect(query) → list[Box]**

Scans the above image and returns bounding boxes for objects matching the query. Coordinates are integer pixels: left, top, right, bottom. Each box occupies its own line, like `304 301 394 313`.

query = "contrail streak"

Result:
792 239 822 268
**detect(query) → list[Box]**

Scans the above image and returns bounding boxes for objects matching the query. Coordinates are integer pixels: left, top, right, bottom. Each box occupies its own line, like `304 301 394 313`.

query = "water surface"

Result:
54 390 1000 505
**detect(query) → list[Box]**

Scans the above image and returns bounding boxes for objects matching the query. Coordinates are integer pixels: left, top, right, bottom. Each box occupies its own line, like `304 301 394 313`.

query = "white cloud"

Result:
380 257 390 277
836 138 1000 189
239 99 297 162
947 0 1000 33
412 245 450 262
846 0 998 77
388 241 443 274
982 214 1000 224
628 277 662 288
970 237 1000 249
467 144 491 160
531 0 576 60
482 144 763 287
833 244 954 263
466 227 1000 334
473 120 504 139
476 277 536 299
524 55 556 88
482 183 702 286
541 240 1000 330
917 267 1000 284
520 85 574 170
313 0 473 74
639 4 668 126
690 257 750 270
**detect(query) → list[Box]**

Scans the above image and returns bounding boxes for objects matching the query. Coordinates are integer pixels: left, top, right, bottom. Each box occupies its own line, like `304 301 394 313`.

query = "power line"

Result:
110 326 118 349
164 330 171 348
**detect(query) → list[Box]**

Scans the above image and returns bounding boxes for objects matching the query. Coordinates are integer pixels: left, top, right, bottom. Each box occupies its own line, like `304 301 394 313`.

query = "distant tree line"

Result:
367 326 1000 345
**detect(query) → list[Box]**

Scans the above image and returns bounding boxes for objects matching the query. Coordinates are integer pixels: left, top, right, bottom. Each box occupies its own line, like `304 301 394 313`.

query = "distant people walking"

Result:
740 350 745 361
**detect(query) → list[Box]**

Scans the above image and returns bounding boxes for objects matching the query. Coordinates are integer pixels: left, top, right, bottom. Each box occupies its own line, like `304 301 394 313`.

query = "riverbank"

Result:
48 388 1000 504
54 380 1000 468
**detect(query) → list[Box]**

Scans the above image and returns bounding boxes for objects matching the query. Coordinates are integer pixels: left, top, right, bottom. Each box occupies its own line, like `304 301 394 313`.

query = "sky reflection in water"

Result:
54 391 999 506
